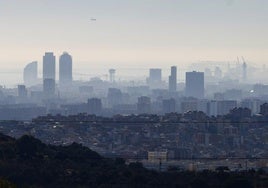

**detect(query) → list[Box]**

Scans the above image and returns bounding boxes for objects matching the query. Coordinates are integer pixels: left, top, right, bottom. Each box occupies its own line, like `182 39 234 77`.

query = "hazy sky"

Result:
0 0 268 69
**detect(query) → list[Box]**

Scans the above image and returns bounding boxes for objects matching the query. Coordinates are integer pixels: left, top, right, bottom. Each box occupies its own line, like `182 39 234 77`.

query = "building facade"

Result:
185 71 204 99
169 66 177 93
23 61 38 86
43 52 56 80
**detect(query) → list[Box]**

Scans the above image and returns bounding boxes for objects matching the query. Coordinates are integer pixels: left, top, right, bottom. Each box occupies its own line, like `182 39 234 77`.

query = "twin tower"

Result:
43 52 73 85
42 52 72 98
23 52 73 87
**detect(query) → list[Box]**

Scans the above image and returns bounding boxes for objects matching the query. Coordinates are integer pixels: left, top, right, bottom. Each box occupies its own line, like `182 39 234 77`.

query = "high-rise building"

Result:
149 69 161 82
162 98 176 113
207 100 237 116
88 98 102 115
147 69 160 83
43 52 56 80
147 68 162 89
168 66 177 92
137 96 151 114
18 85 27 99
43 79 55 98
185 71 204 99
107 88 122 108
59 52 72 85
23 61 38 86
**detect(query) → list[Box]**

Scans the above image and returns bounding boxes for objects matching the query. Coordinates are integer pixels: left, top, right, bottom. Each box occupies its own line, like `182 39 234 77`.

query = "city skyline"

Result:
0 1 268 186
0 0 268 70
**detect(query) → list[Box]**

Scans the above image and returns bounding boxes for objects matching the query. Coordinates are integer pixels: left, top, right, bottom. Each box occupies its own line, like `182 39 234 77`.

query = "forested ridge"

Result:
0 133 266 187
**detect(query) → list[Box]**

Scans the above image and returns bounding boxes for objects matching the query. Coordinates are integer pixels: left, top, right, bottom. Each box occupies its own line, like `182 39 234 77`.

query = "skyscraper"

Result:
147 68 162 88
43 52 56 80
148 69 162 82
23 61 38 86
168 66 177 92
107 88 122 108
59 52 72 85
137 96 151 114
185 71 204 99
88 98 102 115
18 85 27 99
162 98 176 113
43 79 56 98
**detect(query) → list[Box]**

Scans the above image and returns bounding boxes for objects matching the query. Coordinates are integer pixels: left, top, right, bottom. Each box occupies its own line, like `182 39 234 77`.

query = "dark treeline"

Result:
0 133 266 188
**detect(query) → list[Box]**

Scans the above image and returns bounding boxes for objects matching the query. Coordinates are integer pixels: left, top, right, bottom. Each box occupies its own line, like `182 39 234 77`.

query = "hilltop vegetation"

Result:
0 133 266 187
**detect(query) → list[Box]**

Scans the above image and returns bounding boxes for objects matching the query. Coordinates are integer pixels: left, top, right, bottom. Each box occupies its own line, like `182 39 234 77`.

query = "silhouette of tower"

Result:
137 96 151 114
185 71 204 99
43 79 55 98
23 61 38 86
59 52 72 85
168 66 177 92
43 52 56 80
109 69 116 83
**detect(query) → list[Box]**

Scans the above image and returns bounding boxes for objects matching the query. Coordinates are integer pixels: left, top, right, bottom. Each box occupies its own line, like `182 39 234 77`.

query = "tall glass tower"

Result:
43 52 56 80
59 52 72 85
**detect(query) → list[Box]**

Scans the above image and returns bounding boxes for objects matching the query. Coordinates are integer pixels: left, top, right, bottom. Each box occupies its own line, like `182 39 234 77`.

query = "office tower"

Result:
43 52 56 80
147 68 162 89
88 98 102 115
59 52 72 85
162 98 176 113
148 69 161 82
168 66 177 92
147 68 161 85
43 79 55 98
185 71 204 99
137 96 151 114
23 61 38 86
18 85 27 99
208 100 238 116
107 88 122 108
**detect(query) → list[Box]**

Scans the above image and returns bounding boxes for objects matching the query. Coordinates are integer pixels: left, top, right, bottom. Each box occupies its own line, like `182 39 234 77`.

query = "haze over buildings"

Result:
0 1 268 178
0 0 268 71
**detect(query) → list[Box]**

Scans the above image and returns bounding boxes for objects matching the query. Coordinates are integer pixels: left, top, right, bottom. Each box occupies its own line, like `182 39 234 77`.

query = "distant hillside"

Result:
0 133 265 188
